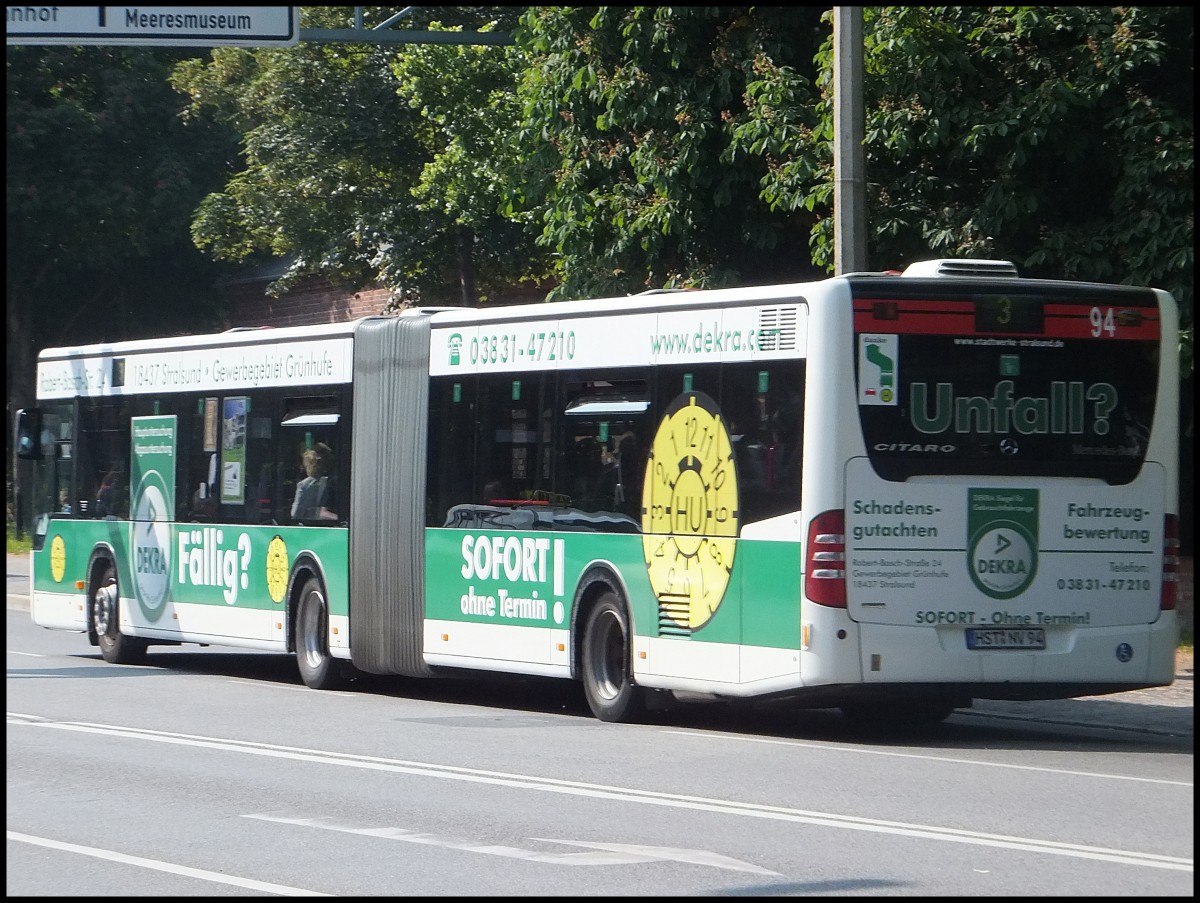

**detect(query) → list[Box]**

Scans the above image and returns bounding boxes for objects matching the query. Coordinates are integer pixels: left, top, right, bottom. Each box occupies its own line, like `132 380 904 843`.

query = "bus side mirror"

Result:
15 408 43 460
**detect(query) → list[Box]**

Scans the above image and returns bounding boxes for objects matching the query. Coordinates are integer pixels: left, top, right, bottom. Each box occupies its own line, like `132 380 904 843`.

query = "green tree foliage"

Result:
6 45 238 414
166 6 1192 350
389 18 552 303
803 7 1192 364
7 7 1193 539
512 6 828 300
514 7 1191 355
172 6 541 306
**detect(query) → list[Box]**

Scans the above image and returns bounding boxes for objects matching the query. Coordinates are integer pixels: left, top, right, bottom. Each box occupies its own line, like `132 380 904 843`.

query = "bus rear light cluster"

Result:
806 509 846 608
1161 513 1179 611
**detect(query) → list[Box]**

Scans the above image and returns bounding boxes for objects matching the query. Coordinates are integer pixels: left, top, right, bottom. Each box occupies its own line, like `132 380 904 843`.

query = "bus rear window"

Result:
852 285 1161 485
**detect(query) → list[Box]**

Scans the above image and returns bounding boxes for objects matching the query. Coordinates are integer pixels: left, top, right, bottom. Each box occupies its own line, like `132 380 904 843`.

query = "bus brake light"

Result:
1161 513 1179 611
806 509 846 607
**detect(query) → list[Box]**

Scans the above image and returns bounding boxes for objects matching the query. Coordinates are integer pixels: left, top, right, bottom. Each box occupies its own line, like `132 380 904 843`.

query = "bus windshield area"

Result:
21 401 75 547
853 288 1160 485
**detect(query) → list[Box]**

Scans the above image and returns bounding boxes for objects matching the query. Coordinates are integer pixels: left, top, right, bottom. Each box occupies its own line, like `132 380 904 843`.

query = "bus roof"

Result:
36 259 1168 362
36 318 371 362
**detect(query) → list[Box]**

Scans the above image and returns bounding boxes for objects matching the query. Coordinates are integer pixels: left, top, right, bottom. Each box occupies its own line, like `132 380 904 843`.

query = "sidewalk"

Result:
966 650 1192 738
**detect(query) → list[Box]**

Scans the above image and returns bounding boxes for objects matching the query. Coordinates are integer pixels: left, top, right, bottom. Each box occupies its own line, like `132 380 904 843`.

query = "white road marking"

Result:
531 837 782 874
224 677 357 696
7 713 1192 872
247 815 780 875
6 830 328 896
662 730 1193 787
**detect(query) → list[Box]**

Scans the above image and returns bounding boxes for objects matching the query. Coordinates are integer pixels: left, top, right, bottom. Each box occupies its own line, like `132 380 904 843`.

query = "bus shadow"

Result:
37 649 306 684
656 692 1194 752
338 667 1197 753
70 648 1193 752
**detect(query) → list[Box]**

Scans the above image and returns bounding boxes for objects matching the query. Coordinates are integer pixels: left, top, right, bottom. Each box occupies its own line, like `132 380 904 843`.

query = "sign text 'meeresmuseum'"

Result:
6 6 299 46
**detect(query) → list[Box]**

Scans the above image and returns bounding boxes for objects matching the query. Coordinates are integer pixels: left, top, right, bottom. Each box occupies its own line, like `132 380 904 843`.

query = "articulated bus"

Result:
16 258 1180 725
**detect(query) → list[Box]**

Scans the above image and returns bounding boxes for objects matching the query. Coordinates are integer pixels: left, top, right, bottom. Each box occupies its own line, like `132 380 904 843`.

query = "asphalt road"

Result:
7 604 1192 897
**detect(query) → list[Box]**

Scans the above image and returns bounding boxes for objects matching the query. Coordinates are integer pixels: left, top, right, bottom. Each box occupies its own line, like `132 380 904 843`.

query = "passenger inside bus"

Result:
95 471 119 517
603 426 643 515
291 443 337 522
481 476 509 505
186 453 218 521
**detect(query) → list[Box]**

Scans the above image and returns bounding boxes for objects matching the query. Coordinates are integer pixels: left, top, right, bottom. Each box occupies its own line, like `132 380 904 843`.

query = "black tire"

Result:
92 561 147 665
840 697 958 729
581 591 645 723
296 576 343 689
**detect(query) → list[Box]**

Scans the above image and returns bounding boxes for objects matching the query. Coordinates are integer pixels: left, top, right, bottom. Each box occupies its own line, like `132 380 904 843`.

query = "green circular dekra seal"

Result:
968 522 1036 600
131 473 172 621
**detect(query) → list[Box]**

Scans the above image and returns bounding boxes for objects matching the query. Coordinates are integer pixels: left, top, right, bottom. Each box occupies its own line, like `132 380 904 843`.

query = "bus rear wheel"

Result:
296 576 343 690
92 562 147 665
581 591 645 723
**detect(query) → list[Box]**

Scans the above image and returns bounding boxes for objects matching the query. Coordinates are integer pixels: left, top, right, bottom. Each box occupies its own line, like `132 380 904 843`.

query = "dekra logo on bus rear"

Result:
967 489 1039 600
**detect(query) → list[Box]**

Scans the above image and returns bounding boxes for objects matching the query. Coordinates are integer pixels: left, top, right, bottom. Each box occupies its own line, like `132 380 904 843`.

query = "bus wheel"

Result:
296 576 343 690
840 698 957 729
581 591 645 723
92 562 147 665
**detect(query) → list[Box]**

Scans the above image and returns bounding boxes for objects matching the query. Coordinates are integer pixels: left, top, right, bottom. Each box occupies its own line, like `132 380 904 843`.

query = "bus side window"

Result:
277 394 344 526
78 398 131 519
53 440 75 517
770 387 804 501
720 362 805 525
246 413 277 523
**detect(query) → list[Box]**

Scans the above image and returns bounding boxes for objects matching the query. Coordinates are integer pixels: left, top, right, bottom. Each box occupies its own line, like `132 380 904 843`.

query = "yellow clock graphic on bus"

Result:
265 535 289 604
641 391 739 630
50 535 67 583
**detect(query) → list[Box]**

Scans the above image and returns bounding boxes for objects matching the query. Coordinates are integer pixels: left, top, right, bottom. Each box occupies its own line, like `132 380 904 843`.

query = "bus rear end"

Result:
832 262 1179 701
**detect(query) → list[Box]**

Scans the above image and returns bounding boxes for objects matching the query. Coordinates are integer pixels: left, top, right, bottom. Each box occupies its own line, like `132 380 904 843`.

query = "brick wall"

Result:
224 276 393 329
223 275 552 329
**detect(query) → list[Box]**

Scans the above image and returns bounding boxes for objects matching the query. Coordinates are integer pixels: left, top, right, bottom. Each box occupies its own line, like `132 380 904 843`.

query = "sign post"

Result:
6 6 299 47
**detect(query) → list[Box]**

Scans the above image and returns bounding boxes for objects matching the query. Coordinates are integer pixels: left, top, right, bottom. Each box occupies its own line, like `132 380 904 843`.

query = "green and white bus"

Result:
16 258 1181 724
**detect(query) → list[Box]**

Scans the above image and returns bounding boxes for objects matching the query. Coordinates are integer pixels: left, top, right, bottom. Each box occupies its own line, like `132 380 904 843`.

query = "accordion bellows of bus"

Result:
16 258 1181 726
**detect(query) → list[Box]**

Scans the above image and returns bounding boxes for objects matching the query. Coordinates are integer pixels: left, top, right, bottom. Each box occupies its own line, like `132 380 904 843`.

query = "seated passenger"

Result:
291 443 337 521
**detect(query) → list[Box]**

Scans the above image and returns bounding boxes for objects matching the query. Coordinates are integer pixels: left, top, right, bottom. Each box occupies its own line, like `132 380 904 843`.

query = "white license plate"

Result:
966 628 1046 650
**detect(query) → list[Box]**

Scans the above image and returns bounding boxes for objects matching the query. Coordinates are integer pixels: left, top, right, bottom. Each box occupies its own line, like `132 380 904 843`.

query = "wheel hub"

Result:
94 583 118 635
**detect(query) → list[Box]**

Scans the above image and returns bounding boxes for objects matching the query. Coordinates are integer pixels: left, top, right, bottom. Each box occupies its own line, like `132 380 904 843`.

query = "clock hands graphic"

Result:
641 392 739 630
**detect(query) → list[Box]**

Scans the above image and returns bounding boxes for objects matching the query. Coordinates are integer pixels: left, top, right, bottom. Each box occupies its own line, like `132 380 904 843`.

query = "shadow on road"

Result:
21 644 1192 754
